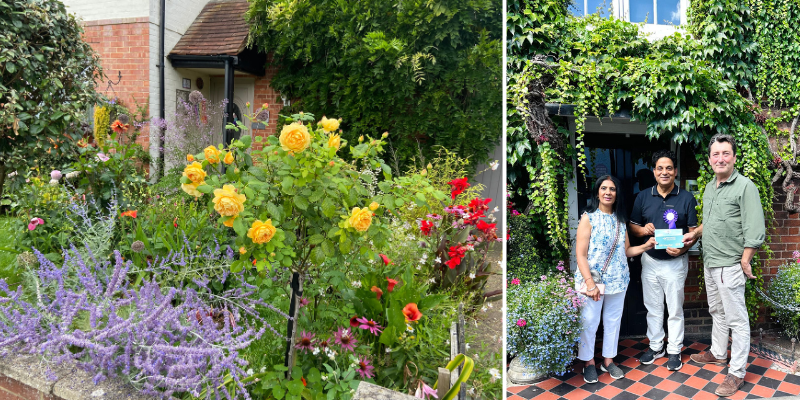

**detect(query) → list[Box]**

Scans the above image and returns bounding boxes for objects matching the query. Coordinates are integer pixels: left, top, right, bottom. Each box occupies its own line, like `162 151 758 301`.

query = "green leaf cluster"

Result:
245 0 502 173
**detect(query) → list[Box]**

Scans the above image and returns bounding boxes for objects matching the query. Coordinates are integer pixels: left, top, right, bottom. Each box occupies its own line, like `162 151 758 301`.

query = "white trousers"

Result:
641 252 688 355
578 290 627 361
706 264 750 378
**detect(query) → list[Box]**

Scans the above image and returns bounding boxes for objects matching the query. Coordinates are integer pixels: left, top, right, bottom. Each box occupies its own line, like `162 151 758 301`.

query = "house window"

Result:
570 0 684 26
627 0 681 25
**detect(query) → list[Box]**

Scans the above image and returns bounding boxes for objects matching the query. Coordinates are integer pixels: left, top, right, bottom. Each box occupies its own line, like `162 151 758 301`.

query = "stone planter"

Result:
507 356 549 385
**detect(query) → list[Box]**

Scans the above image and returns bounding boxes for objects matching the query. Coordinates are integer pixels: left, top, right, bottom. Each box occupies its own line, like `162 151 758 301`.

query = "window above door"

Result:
570 0 688 26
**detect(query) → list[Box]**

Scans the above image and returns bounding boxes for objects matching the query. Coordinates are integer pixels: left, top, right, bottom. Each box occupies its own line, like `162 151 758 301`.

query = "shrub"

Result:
506 262 583 376
767 251 800 339
507 214 545 281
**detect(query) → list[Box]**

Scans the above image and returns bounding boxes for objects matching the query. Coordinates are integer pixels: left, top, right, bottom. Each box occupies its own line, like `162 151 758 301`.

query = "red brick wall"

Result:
683 182 800 334
0 375 62 400
82 18 151 148
251 64 281 152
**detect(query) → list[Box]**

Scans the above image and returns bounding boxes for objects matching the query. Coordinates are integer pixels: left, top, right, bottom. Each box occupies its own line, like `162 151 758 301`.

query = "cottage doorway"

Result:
578 132 673 338
210 77 255 144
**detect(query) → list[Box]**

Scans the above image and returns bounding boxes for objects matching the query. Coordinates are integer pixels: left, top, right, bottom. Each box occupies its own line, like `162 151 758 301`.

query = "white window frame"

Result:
573 0 689 26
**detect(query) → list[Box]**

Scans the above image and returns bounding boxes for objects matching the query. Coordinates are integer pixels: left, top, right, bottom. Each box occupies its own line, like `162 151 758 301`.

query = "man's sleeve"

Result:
630 191 644 226
741 182 766 249
687 195 698 228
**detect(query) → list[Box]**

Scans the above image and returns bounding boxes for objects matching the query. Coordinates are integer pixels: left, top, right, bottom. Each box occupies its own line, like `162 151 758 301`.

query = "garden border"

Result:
0 353 159 400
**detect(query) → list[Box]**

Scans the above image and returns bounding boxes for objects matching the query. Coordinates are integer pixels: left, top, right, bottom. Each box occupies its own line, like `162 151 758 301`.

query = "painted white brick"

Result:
62 0 149 21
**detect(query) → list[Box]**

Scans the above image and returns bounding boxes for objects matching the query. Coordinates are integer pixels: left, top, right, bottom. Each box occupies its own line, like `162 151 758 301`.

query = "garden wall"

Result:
251 64 282 152
683 181 800 335
82 17 151 148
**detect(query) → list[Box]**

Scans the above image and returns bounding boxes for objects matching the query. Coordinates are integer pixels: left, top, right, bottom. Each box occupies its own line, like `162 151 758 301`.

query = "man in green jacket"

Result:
682 134 765 397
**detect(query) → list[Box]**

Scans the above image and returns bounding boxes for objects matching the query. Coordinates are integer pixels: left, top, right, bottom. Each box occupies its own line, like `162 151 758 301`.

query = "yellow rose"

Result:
320 116 340 133
348 207 373 232
204 146 221 164
327 133 341 150
248 219 277 244
187 154 194 162
223 215 237 227
212 185 246 217
369 201 379 211
182 162 207 184
239 246 247 254
181 181 203 198
223 151 234 165
279 123 311 153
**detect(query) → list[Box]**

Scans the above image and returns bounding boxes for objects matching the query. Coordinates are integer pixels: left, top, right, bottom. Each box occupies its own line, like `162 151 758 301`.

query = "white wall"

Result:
62 0 149 21
147 0 214 176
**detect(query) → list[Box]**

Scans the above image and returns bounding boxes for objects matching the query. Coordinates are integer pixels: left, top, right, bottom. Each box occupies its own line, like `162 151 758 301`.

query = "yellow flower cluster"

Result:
181 162 207 198
248 219 277 243
279 123 311 153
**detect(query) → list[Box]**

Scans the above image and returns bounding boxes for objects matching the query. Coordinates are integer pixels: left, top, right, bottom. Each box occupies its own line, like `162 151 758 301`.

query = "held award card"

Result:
655 229 684 249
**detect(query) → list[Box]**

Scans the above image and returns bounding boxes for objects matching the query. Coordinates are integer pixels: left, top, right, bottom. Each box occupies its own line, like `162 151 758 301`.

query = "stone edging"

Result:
0 353 157 400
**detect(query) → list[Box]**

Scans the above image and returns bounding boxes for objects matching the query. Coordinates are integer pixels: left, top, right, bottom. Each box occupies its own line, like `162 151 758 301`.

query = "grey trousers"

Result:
705 263 750 378
642 252 688 355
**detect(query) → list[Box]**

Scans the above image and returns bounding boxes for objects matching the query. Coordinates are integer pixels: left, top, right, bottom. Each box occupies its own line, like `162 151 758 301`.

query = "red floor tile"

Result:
744 373 761 384
620 347 640 357
692 391 720 400
688 342 708 350
530 392 561 400
621 357 640 368
655 379 681 392
506 385 528 394
535 378 562 391
506 395 526 400
651 366 672 378
764 367 787 381
595 385 623 399
597 372 615 384
663 394 689 400
778 381 800 395
625 368 647 382
678 363 700 375
704 363 724 373
685 376 708 390
752 357 773 368
653 357 667 366
727 390 747 400
627 382 652 395
565 374 586 388
563 388 592 400
748 385 776 398
620 339 638 347
711 373 726 384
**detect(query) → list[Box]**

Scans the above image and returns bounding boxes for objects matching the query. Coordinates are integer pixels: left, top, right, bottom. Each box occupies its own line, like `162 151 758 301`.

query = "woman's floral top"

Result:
574 210 630 295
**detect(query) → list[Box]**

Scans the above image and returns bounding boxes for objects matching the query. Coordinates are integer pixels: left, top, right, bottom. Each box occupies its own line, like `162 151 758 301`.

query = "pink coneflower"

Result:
317 336 331 350
299 297 309 308
356 356 375 379
334 327 358 352
295 331 315 352
356 317 383 335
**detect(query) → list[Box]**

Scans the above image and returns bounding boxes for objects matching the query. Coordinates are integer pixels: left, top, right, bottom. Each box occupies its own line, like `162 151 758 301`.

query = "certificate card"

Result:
655 229 684 249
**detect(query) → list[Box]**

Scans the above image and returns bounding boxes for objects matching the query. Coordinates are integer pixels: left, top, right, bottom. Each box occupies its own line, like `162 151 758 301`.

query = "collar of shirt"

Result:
710 169 740 187
651 183 680 198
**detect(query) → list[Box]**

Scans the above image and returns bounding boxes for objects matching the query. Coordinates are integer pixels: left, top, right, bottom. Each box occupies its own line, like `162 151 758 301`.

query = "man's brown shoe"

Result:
715 374 744 397
689 351 727 366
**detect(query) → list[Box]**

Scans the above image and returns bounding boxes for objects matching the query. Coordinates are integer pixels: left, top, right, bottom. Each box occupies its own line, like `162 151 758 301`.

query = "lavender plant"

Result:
0 246 290 399
506 262 584 376
154 93 226 171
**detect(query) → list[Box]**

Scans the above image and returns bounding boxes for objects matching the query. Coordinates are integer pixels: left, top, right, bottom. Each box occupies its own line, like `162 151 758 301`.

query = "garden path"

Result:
506 338 800 400
466 247 503 359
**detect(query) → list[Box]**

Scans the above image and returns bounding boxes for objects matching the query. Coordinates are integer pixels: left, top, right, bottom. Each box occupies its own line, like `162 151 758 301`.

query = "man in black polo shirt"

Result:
629 150 698 371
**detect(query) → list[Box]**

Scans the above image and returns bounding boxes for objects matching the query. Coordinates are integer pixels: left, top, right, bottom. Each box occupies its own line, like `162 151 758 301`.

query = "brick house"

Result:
61 0 282 173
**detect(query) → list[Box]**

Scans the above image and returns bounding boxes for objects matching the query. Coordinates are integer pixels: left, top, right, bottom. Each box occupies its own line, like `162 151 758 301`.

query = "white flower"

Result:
313 347 320 356
352 281 362 288
487 303 493 308
6 171 17 178
386 347 393 353
468 387 477 395
406 324 414 333
490 160 499 170
246 368 254 376
469 273 476 279
481 306 488 312
435 257 441 263
260 366 266 373
326 348 337 360
91 389 105 397
48 179 59 186
416 265 422 270
65 171 81 179
428 278 436 284
492 206 499 213
321 374 328 381
489 368 501 380
465 343 470 350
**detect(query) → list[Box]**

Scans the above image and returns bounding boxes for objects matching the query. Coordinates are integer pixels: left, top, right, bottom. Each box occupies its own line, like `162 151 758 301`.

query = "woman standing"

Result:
575 175 655 383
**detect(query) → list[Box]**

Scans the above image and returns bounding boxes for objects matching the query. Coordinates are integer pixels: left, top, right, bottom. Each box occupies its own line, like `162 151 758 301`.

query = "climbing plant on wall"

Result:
507 0 800 320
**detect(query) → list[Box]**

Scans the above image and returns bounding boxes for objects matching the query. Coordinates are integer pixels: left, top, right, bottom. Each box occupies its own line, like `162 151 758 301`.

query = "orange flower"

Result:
120 210 137 218
371 286 383 300
386 278 398 292
402 303 422 322
111 120 129 134
187 154 195 162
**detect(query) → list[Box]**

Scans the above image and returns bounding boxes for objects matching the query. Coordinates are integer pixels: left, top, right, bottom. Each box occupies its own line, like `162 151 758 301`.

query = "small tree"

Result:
0 0 103 200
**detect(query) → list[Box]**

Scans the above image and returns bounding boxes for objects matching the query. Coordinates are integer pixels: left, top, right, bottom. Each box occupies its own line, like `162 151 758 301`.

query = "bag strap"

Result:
600 218 621 276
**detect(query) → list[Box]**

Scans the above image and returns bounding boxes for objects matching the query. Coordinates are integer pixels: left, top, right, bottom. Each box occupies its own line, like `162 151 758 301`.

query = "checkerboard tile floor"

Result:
507 339 800 400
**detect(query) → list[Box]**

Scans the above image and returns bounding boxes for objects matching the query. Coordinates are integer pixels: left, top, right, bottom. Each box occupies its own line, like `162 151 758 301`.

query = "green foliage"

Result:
245 0 502 173
0 0 103 199
766 257 800 339
507 214 546 282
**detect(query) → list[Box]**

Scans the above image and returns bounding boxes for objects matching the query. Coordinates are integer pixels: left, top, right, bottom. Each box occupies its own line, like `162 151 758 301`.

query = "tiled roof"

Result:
170 0 250 56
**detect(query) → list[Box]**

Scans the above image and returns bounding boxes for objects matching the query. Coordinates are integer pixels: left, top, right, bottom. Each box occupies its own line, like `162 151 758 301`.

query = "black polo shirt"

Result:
630 184 698 260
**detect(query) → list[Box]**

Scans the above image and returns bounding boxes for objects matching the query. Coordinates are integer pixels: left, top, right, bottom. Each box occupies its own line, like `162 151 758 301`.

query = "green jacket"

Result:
701 170 766 268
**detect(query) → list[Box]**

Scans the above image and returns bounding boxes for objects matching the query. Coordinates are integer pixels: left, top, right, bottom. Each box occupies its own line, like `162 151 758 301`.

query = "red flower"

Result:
386 278 398 292
173 217 178 228
463 211 484 225
402 303 422 322
448 245 467 259
468 198 492 214
476 220 496 234
445 258 461 269
301 377 307 387
111 120 130 134
120 210 137 218
447 177 470 199
420 220 434 236
350 316 360 327
371 286 383 300
379 254 392 265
